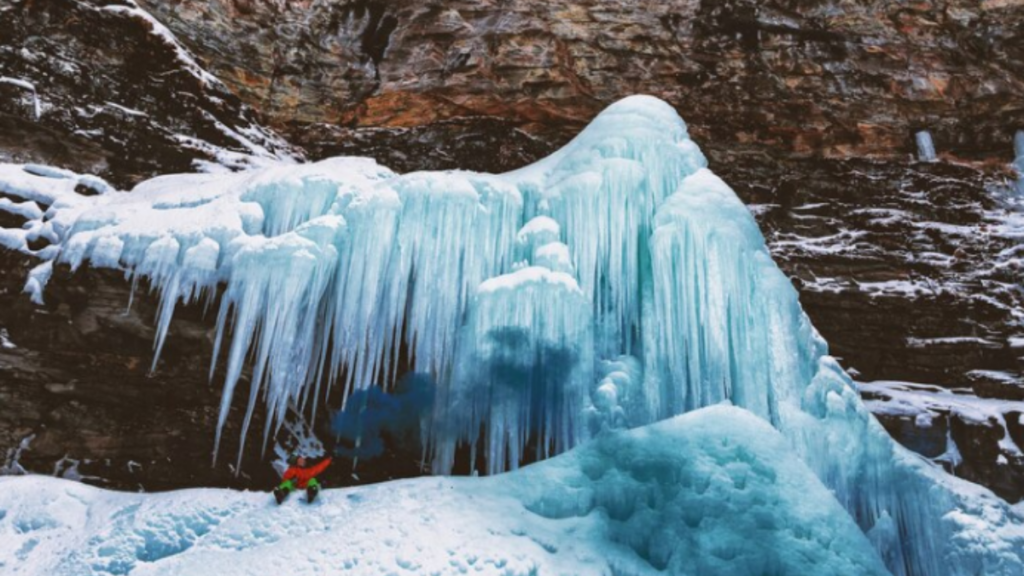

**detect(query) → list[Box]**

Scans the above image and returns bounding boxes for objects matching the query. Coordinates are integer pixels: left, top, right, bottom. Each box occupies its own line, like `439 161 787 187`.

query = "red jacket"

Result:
283 458 332 489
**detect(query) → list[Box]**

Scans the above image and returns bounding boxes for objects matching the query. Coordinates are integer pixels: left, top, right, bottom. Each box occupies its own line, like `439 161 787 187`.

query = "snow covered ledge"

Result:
1 96 1023 575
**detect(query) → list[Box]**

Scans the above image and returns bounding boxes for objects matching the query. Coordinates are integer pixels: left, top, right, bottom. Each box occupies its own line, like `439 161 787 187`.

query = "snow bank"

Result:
0 406 888 576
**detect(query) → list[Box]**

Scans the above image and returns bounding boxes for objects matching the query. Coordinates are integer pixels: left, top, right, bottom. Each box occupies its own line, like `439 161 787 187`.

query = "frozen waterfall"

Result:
915 130 937 162
1 96 1023 576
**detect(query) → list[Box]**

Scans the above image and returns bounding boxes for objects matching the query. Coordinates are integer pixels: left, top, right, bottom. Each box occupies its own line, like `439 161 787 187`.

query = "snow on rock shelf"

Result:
1 95 1024 575
0 406 889 576
859 380 1024 501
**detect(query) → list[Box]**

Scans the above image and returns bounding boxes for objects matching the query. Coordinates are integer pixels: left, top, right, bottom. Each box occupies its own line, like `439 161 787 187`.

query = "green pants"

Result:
277 477 320 493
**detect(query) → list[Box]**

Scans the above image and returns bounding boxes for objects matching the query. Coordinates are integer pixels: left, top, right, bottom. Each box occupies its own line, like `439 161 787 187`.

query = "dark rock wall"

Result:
0 249 278 491
719 157 1023 387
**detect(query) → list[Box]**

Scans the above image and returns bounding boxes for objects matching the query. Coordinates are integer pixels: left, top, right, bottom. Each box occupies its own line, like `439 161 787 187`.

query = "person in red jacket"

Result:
274 455 332 505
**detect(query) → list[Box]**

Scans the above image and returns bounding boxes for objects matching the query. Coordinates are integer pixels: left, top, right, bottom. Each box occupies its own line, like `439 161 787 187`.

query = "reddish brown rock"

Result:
139 0 1024 161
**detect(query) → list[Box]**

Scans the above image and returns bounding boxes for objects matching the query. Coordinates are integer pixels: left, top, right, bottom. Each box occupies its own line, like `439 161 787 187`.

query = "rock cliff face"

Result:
1 0 1022 499
720 156 1023 389
0 249 277 491
0 0 299 188
140 0 1024 161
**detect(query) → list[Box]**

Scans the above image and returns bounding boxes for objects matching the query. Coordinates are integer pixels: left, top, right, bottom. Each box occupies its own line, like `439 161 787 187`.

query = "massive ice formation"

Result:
0 407 890 576
1 96 1023 575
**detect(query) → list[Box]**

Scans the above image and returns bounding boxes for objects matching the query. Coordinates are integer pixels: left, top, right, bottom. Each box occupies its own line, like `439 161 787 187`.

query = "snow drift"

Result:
1 96 1023 575
0 406 888 576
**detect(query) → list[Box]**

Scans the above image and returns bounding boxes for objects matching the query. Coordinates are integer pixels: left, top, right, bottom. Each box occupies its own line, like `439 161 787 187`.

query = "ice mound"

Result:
2 96 1024 575
0 406 888 576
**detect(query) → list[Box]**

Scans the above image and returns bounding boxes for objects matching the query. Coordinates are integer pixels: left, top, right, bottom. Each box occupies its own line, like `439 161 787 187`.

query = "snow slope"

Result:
0 406 888 576
1 96 1023 575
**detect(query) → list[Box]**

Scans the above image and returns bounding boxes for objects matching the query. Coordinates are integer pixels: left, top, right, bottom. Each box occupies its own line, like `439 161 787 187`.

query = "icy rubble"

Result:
0 407 890 576
2 95 1024 575
0 436 34 477
0 329 15 350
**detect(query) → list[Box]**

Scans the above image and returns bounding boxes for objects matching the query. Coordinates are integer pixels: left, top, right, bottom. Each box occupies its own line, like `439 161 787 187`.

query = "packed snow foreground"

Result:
1 407 890 576
1 96 1023 575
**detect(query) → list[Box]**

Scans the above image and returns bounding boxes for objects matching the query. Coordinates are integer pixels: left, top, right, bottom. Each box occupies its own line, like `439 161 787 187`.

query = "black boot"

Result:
306 483 320 504
274 487 288 505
